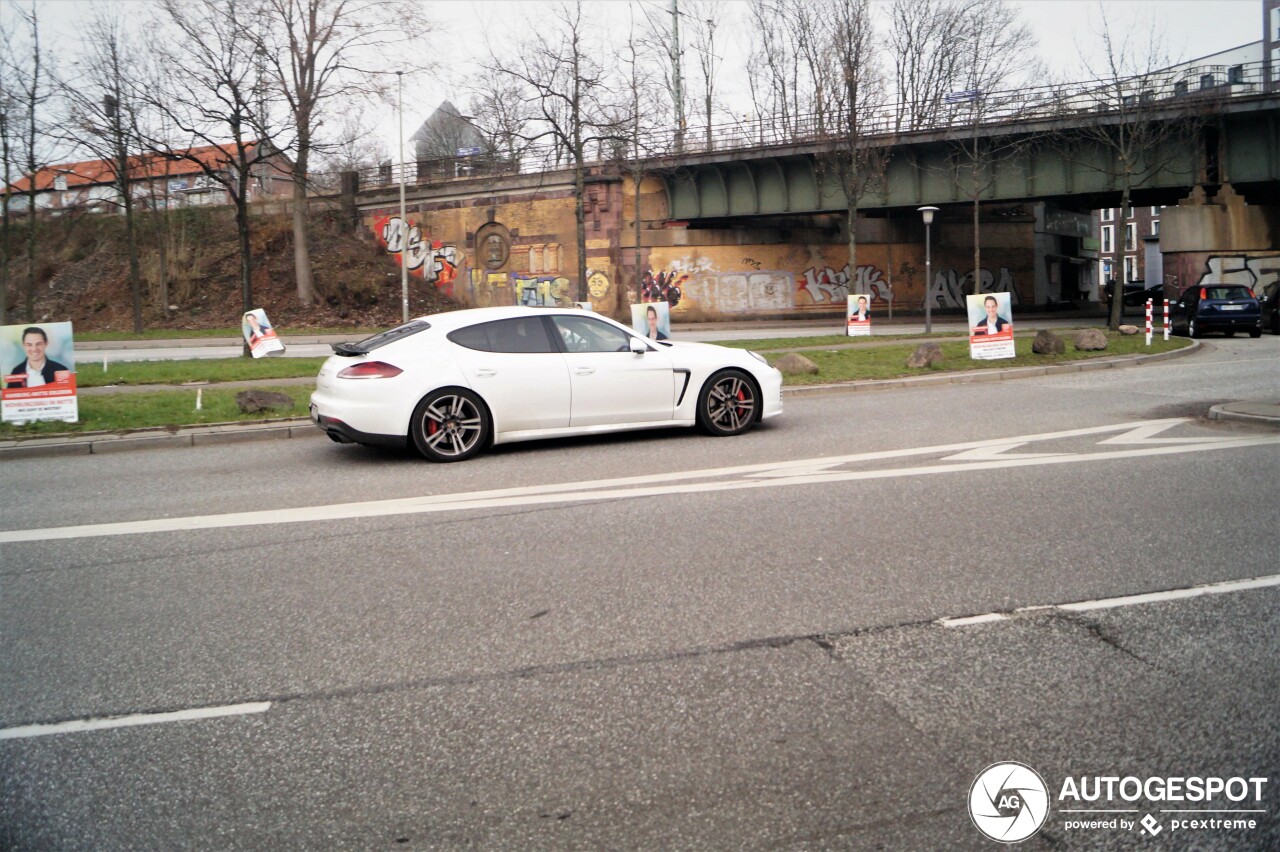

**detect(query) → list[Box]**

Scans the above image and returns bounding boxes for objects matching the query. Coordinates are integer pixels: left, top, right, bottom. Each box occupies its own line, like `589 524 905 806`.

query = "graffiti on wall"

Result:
516 275 574 307
682 271 794 313
799 264 892 306
641 269 688 307
1192 255 1280 295
470 271 512 307
923 267 1021 310
374 215 461 297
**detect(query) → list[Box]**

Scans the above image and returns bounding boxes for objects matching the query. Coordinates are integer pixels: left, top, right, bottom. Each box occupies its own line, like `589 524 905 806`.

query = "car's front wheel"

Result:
1249 328 1262 338
1188 317 1200 338
410 388 490 462
697 369 759 437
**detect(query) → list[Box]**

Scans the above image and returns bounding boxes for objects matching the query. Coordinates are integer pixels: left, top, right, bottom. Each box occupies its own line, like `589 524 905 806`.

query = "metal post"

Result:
1145 299 1153 346
919 207 939 334
1163 299 1169 341
397 71 409 324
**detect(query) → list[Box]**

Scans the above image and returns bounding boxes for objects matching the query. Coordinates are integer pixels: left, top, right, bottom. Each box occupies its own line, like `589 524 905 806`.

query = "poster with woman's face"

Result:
631 302 670 341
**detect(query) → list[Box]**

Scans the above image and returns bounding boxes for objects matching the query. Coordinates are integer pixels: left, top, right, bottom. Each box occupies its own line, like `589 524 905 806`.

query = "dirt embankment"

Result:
1 206 459 332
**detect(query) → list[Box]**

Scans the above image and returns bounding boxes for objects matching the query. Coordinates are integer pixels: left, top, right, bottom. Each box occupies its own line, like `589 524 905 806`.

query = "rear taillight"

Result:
1200 288 1207 299
337 361 403 379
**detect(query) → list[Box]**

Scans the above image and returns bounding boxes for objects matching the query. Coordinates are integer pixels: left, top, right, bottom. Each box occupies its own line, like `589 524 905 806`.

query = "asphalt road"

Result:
2 336 1277 850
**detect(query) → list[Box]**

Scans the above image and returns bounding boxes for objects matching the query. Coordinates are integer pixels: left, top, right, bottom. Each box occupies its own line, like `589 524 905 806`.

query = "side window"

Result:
551 315 633 353
448 318 556 353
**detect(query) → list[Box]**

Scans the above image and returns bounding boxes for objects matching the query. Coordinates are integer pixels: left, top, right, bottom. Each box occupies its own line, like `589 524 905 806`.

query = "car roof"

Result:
412 305 604 331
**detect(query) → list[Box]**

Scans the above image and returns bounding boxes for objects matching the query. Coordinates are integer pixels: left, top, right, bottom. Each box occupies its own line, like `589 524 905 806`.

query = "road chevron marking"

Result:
937 574 1280 628
1098 420 1239 445
2 419 1277 544
941 441 1071 462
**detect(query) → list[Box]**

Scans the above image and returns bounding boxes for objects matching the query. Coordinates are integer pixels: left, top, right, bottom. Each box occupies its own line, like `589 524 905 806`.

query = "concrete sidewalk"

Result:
7 338 1272 461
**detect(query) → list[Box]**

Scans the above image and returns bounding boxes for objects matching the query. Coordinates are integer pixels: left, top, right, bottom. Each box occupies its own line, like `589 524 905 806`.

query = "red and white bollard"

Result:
1145 299 1153 346
1163 299 1170 341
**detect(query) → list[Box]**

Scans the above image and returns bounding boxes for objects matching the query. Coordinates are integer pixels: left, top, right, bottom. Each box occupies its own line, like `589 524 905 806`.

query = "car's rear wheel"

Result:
1188 317 1200 338
410 389 490 462
697 369 759 437
1225 330 1235 337
1249 328 1262 338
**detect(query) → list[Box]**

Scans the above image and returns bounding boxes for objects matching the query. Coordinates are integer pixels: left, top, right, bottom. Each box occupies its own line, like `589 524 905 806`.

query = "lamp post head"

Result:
918 205 939 225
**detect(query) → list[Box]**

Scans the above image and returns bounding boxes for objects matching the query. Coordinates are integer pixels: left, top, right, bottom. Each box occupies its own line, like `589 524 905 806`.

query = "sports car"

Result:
310 306 783 461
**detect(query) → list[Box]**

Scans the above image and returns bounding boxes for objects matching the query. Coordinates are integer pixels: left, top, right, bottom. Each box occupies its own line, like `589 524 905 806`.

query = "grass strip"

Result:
76 357 327 388
77 328 379 342
767 332 1190 384
1 386 317 438
2 332 1190 438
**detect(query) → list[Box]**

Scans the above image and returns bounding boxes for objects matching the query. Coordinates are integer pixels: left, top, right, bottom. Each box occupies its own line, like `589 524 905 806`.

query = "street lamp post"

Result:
918 206 939 334
397 70 409 324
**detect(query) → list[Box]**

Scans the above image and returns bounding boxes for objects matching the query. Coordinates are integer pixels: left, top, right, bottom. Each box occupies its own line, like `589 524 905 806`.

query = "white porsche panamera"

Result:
310 306 783 461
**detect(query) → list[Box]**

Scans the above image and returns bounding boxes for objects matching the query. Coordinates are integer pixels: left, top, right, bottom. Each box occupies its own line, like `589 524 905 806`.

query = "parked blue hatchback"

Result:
1171 285 1263 338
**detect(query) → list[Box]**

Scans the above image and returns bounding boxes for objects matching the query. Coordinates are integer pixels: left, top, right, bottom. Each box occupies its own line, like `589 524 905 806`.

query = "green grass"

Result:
77 357 327 387
767 332 1191 385
76 327 381 342
0 386 316 437
2 331 1190 440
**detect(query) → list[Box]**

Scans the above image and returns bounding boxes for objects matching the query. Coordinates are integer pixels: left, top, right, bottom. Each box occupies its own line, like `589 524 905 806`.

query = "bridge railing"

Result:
356 60 1272 192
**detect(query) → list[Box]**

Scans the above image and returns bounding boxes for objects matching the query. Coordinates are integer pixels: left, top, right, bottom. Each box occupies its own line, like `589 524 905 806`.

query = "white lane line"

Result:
0 701 271 741
3 419 1276 545
938 573 1280 628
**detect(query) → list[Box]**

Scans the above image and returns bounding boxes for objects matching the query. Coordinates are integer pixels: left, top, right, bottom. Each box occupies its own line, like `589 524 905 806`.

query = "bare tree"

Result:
253 0 423 307
948 0 1041 296
468 75 535 163
308 105 387 191
10 2 52 322
685 1 725 150
0 11 16 327
1071 7 1194 329
744 0 805 137
483 1 629 300
888 0 970 132
60 9 149 331
146 0 295 325
817 0 889 279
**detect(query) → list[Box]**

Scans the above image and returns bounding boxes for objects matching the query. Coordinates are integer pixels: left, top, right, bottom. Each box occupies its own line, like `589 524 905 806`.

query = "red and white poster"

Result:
846 293 872 337
967 293 1015 360
242 308 285 358
2 322 78 424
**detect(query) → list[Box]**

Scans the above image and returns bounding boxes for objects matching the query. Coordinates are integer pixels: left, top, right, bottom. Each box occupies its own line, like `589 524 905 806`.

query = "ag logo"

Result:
969 762 1050 843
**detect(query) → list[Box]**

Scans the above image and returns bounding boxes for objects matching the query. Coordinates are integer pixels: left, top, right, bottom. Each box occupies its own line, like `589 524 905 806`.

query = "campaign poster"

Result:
967 293 1015 360
242 308 285 358
574 301 594 311
632 301 671 341
846 293 872 337
2 321 78 424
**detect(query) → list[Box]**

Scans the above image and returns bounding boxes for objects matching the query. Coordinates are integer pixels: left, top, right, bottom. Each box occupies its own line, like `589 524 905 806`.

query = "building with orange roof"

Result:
3 142 294 214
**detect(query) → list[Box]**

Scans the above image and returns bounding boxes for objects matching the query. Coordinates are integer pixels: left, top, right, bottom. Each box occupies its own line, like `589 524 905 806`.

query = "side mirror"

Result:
629 337 648 355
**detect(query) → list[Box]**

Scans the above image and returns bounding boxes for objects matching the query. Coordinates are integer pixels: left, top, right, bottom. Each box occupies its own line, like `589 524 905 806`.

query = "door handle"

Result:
475 368 497 378
574 367 595 376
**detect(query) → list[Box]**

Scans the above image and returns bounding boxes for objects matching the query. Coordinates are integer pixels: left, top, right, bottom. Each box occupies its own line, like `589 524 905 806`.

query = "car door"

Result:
548 314 677 426
447 317 571 433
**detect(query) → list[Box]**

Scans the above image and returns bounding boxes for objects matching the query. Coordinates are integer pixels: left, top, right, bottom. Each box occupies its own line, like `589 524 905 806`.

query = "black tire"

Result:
1188 317 1200 339
696 369 760 437
1271 312 1280 335
1225 330 1235 337
410 388 491 462
1249 328 1262 338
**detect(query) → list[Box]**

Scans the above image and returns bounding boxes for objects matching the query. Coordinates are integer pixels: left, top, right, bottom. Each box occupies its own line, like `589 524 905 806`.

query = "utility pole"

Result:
671 0 685 152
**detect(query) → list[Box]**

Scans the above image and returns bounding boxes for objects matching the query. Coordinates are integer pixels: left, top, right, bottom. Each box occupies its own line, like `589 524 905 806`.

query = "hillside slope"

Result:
0 207 459 332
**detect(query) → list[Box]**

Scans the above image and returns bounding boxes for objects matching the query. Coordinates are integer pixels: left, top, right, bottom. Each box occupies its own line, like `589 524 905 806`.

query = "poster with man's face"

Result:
242 308 285 358
846 293 872 337
2 321 79 424
632 302 671 341
966 293 1015 360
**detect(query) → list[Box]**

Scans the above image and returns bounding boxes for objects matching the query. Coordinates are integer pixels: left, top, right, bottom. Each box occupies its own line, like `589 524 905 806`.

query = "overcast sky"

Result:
9 0 1267 162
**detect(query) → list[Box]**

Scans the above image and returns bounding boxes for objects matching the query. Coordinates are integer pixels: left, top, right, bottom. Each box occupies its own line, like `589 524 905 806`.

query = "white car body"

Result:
310 306 782 459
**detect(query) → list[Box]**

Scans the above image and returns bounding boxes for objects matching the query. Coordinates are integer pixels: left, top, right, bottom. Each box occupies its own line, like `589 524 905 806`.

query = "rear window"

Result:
331 320 431 356
1205 287 1255 301
448 317 558 353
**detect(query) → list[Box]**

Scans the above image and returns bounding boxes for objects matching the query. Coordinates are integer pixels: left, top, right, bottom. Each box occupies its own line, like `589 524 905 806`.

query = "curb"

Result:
3 339 1251 461
1208 403 1280 428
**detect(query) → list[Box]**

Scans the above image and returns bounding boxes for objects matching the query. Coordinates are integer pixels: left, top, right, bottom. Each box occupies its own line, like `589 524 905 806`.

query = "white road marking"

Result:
2 419 1277 544
941 441 1070 462
938 573 1280 628
0 701 271 741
